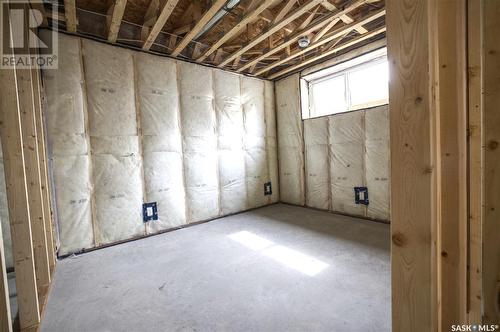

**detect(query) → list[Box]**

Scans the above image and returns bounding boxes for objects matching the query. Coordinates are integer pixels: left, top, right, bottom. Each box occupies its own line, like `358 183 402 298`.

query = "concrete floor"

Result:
41 204 390 332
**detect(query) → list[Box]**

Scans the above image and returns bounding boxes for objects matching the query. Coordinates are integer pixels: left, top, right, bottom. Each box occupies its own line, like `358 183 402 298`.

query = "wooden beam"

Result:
196 0 275 63
312 17 340 43
0 221 12 332
297 4 320 30
387 0 438 330
321 1 368 33
218 0 325 68
18 67 51 309
0 28 40 331
107 0 127 43
31 68 56 272
171 0 227 57
142 0 180 50
273 0 296 24
235 3 358 74
482 0 500 325
467 0 483 324
436 0 468 329
267 26 385 79
255 8 385 76
63 0 77 33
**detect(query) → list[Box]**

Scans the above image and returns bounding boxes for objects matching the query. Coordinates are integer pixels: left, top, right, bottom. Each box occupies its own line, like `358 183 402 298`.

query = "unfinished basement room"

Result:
0 0 499 331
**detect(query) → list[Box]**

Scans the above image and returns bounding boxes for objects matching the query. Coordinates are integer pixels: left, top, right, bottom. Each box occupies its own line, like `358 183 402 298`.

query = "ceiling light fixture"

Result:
298 36 310 48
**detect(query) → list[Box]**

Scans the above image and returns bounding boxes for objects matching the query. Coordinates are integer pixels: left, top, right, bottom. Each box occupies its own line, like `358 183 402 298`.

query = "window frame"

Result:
301 50 389 119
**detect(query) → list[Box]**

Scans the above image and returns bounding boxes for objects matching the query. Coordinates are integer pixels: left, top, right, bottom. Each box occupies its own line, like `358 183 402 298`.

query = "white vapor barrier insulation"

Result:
276 74 305 205
365 106 390 220
135 53 186 233
43 33 278 255
42 32 94 255
329 111 366 216
304 117 329 210
242 77 268 209
178 62 220 222
0 145 13 268
301 106 390 221
214 70 247 215
82 39 145 244
264 81 279 203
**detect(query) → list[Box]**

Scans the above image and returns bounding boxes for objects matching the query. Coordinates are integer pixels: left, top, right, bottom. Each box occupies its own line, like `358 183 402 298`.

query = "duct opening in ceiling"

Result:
194 0 242 41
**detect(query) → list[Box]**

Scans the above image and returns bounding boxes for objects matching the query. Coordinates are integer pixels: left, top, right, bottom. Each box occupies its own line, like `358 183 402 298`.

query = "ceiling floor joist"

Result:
196 0 275 63
171 0 228 57
143 0 181 50
107 0 127 43
63 0 77 33
236 0 369 73
267 26 386 80
254 8 386 76
217 0 325 68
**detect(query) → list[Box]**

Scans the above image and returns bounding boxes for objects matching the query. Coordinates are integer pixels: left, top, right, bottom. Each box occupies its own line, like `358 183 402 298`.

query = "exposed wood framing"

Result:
107 0 127 43
297 4 320 30
482 0 500 325
218 0 325 68
467 0 483 324
142 0 180 50
436 0 468 328
32 68 56 272
0 223 12 332
196 0 275 63
389 0 435 328
0 42 40 332
312 18 340 43
171 0 227 57
321 1 368 34
237 0 370 73
0 10 56 330
256 8 385 76
17 67 51 308
63 0 77 33
268 26 385 79
273 0 296 24
300 38 386 76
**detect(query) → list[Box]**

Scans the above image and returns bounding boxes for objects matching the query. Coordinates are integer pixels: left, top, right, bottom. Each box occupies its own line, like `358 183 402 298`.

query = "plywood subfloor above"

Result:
42 0 386 80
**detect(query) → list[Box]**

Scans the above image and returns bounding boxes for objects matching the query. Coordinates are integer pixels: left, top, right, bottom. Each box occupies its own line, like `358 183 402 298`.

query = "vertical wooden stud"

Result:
386 0 439 330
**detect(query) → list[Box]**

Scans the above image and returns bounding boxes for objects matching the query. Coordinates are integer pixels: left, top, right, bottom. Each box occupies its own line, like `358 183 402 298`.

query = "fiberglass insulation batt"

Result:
304 117 330 210
301 107 390 221
178 62 220 222
276 74 305 205
82 39 145 245
214 70 247 215
329 111 366 216
275 74 390 221
364 106 390 220
135 53 186 233
264 81 279 204
242 77 268 209
39 33 279 255
42 33 94 255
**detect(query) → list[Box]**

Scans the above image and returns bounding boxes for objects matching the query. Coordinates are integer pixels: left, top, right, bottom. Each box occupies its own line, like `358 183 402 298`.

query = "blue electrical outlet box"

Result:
142 202 158 222
354 187 369 205
264 182 272 196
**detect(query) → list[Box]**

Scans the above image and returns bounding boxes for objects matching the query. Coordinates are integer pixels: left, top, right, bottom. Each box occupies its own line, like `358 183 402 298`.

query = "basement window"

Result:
301 48 389 119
